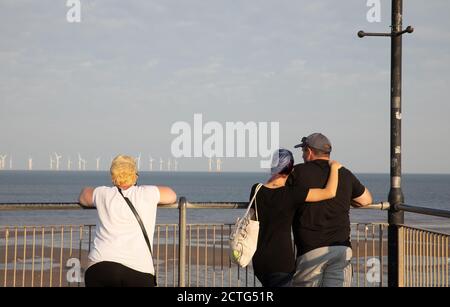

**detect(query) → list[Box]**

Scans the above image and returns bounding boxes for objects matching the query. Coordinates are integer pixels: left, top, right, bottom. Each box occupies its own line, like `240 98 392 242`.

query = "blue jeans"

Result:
292 246 353 287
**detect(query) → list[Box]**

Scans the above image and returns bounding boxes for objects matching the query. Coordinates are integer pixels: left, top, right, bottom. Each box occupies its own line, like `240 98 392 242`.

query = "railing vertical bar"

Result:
443 235 446 287
165 225 168 287
440 235 445 287
204 225 208 287
411 228 414 287
59 227 64 287
410 228 414 287
419 231 423 287
379 225 384 287
196 226 200 287
438 235 444 287
213 225 216 288
188 225 191 287
423 230 426 287
228 224 232 287
433 234 436 287
77 226 83 287
405 228 409 286
442 234 445 287
398 226 404 287
178 198 187 288
4 228 9 287
40 227 44 288
13 227 18 287
420 231 426 287
22 227 27 287
156 226 160 286
414 229 418 286
173 224 177 287
356 224 360 287
364 225 367 288
68 226 73 288
49 227 54 287
221 224 224 287
411 228 414 286
426 232 430 287
437 234 441 287
31 228 35 287
69 227 73 257
372 224 375 287
445 236 448 287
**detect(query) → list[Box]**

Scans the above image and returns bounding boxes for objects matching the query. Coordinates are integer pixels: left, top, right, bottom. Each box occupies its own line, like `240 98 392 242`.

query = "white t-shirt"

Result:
88 185 160 274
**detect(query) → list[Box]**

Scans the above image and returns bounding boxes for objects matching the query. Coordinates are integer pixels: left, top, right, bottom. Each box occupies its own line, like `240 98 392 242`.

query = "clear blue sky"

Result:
1 0 449 173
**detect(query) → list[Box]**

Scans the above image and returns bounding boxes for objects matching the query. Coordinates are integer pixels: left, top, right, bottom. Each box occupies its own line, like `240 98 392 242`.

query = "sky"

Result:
1 0 450 173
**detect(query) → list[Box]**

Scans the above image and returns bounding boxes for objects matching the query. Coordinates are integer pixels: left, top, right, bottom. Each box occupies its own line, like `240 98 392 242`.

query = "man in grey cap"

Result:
287 133 373 287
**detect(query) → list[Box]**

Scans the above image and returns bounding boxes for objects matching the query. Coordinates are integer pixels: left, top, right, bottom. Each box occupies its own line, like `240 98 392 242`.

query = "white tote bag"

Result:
229 183 263 268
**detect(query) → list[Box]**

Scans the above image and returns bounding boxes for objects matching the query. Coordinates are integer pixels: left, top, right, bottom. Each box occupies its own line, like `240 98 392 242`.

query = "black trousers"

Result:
85 261 156 287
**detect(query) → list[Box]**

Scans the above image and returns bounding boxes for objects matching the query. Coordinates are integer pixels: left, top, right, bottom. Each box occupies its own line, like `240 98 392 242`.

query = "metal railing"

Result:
1 200 449 287
398 226 449 287
0 222 388 287
394 204 450 287
0 200 390 287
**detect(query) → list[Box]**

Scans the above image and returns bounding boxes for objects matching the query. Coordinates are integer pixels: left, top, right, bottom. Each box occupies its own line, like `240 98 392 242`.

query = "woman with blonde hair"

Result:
79 155 176 287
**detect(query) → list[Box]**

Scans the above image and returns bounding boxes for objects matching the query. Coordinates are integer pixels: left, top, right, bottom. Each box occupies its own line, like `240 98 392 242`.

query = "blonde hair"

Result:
110 155 138 187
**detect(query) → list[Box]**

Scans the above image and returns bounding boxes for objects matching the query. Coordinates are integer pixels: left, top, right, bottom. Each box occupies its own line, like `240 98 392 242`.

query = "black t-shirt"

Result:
248 183 309 279
286 159 366 257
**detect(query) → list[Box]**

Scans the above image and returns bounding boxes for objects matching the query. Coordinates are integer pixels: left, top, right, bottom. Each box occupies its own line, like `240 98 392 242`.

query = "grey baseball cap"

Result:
294 133 332 153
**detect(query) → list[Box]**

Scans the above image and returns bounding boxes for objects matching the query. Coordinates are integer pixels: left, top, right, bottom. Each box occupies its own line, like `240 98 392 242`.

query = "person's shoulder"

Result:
94 186 111 193
292 161 323 173
251 183 261 189
250 182 264 194
292 162 308 173
137 185 160 194
340 166 357 177
250 183 261 194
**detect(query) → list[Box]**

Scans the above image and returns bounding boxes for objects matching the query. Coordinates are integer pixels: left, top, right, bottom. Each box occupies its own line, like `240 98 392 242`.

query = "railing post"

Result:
388 0 405 288
178 197 187 287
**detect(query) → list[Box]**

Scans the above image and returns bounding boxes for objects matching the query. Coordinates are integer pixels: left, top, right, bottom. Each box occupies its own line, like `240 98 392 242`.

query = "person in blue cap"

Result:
248 148 342 287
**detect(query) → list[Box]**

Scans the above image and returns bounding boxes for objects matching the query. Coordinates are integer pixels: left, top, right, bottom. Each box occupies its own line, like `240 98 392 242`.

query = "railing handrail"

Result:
395 204 450 219
0 201 391 210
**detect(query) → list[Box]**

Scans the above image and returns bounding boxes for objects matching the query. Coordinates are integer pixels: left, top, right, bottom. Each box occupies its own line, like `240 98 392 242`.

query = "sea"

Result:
0 171 449 234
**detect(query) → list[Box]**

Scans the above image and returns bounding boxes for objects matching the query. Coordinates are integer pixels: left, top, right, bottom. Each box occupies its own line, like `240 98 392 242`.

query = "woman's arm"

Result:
157 186 177 204
305 161 342 202
79 187 95 207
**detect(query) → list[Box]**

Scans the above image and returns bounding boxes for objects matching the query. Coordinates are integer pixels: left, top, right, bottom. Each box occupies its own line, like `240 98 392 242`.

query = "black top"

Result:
249 183 309 279
286 159 366 257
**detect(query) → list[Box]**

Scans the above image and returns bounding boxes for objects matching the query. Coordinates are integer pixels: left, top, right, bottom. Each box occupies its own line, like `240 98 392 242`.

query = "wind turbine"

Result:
28 157 33 171
216 158 222 172
149 156 154 171
167 158 171 172
0 154 6 170
77 153 83 171
50 155 54 170
136 153 141 171
174 159 178 171
159 158 163 171
208 157 213 172
9 155 12 170
67 157 72 171
96 157 101 171
54 152 62 171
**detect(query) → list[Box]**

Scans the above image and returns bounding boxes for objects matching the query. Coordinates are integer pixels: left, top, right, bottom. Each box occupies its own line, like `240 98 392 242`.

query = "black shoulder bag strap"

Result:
117 187 154 259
